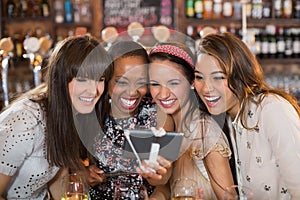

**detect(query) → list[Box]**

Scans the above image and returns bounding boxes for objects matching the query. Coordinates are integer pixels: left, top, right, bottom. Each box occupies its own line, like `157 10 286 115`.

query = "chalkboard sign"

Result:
103 0 175 31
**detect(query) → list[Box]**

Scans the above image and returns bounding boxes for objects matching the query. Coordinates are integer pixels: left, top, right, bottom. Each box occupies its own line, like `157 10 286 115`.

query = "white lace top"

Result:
229 94 300 199
0 98 59 199
170 110 231 200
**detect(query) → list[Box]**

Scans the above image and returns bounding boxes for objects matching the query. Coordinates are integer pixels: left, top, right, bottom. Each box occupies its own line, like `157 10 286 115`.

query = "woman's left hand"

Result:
136 155 172 185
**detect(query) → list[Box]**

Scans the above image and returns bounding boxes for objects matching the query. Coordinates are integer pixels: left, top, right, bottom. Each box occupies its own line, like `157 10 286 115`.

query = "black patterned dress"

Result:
89 99 157 200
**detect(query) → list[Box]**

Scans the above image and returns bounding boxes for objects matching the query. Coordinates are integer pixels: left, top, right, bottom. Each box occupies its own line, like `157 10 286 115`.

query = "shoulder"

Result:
0 98 46 134
254 94 297 117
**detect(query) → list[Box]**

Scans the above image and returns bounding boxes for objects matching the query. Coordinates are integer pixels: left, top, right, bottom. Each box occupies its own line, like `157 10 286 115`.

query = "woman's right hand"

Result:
84 165 106 186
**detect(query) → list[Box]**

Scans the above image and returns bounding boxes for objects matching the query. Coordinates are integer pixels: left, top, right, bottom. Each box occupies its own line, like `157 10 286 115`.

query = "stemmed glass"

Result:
113 183 148 200
60 173 89 200
223 185 254 200
171 178 198 200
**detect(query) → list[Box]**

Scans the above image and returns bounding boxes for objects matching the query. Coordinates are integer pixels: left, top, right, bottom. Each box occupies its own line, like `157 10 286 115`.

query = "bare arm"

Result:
48 168 69 200
0 173 11 200
149 181 171 200
204 151 235 200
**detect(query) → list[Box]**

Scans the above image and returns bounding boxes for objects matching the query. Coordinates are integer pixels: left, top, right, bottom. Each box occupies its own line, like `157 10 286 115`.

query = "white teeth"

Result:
120 98 136 106
205 96 220 102
161 99 175 105
79 97 94 102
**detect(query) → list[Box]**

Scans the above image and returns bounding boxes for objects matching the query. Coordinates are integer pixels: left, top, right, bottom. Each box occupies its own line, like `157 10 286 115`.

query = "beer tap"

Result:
0 37 14 107
23 36 41 87
101 26 119 51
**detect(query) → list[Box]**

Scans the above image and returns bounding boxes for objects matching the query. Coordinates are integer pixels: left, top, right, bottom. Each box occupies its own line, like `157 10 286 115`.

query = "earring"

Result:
109 98 112 104
191 86 195 90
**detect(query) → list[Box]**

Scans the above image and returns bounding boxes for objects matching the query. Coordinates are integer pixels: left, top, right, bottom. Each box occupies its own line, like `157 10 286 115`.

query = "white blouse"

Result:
229 94 300 199
0 98 59 199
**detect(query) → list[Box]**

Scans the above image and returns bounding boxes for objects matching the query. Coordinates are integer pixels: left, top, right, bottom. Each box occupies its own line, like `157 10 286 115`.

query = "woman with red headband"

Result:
148 42 235 199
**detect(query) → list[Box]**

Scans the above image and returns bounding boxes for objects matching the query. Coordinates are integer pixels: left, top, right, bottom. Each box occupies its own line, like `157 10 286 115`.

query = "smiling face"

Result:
109 56 148 118
69 77 104 114
194 54 239 118
149 59 191 117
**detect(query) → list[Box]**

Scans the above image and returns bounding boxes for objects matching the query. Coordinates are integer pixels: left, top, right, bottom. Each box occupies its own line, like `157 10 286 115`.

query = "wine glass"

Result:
223 185 254 200
171 178 198 200
60 173 89 200
113 183 148 200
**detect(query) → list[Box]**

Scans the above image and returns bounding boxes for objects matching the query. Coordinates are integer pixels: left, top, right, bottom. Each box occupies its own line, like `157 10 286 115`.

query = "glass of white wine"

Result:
61 173 89 200
171 178 198 200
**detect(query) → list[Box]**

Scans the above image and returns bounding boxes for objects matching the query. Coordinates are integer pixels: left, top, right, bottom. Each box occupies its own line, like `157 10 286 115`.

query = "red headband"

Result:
149 45 195 69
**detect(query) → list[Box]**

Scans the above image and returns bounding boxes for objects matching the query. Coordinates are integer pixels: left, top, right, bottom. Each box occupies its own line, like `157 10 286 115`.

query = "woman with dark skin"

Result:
86 41 173 200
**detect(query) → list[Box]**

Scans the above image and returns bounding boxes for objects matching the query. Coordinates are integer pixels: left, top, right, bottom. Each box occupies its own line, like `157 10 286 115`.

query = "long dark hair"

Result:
28 36 112 170
198 32 300 129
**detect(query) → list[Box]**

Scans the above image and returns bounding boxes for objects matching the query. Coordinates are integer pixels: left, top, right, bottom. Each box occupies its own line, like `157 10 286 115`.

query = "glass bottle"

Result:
41 0 50 17
284 28 293 58
294 0 300 18
262 0 272 18
6 0 16 18
213 0 223 19
292 28 300 58
186 0 195 18
194 0 204 19
276 27 285 58
267 25 277 58
274 0 283 18
283 0 293 18
233 0 242 19
64 0 73 23
54 0 64 23
260 30 269 58
73 0 81 23
203 0 213 19
252 0 263 19
223 0 233 18
19 0 28 17
81 0 92 23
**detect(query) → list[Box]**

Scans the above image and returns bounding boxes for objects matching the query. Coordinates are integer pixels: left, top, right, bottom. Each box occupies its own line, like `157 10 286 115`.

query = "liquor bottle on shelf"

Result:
6 0 16 18
223 0 233 18
260 30 269 58
41 0 50 17
233 0 242 19
28 0 41 17
186 0 195 18
267 25 277 58
276 27 285 58
294 0 300 18
284 28 293 58
19 0 28 17
203 0 213 19
252 0 263 19
292 28 300 58
254 29 262 57
54 0 64 23
64 0 74 23
274 0 283 18
213 0 223 19
73 0 81 23
81 0 92 23
282 0 293 18
262 0 272 18
194 0 204 19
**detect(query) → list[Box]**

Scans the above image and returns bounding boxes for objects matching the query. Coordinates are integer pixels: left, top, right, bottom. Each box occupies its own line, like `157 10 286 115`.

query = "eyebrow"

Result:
194 70 225 75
